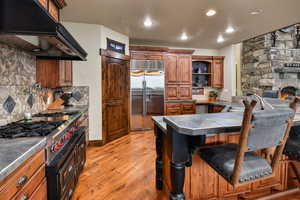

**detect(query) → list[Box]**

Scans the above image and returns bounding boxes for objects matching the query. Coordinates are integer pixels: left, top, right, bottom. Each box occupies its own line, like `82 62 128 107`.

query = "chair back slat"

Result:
247 109 293 151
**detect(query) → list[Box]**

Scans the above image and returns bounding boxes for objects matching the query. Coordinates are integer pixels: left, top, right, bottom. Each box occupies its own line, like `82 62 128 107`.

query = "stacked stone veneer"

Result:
241 25 300 94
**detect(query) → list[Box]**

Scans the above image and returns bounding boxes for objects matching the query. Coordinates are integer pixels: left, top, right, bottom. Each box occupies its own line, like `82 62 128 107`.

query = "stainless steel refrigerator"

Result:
130 60 165 131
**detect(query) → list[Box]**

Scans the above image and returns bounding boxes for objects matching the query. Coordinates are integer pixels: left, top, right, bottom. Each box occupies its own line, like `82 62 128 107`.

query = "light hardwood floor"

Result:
72 131 300 200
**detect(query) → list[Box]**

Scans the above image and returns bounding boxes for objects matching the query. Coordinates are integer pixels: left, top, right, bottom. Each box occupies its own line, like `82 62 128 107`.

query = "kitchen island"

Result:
153 104 300 200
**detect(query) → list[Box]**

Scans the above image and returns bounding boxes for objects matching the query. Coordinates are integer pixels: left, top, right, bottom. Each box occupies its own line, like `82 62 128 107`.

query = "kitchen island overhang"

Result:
153 111 300 200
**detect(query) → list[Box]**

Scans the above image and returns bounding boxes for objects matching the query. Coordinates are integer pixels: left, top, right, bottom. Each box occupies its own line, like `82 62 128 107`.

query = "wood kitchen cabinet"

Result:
165 54 193 100
0 150 47 200
38 0 67 21
165 85 192 100
165 54 192 85
212 56 225 88
130 51 164 60
36 59 73 87
191 56 224 94
165 102 195 115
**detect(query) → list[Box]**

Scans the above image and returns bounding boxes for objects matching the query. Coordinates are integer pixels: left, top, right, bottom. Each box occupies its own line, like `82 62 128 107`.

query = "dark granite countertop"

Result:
0 105 88 182
153 98 300 136
162 112 300 136
0 137 46 181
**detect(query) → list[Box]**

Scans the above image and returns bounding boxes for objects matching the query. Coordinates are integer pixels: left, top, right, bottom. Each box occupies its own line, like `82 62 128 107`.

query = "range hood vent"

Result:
0 0 87 61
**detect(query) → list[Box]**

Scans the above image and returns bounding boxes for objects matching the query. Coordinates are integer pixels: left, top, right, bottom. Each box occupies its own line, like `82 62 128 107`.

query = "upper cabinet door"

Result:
165 54 178 85
212 58 224 88
177 55 192 85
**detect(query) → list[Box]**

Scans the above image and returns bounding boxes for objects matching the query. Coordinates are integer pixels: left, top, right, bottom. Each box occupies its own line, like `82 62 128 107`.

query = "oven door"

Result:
47 126 87 200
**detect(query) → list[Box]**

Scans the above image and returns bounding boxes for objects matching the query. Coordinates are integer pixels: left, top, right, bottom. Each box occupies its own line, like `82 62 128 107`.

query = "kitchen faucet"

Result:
251 93 274 110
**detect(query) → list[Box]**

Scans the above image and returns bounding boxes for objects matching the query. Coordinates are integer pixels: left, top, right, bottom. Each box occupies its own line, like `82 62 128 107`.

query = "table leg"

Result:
170 162 186 200
167 126 189 200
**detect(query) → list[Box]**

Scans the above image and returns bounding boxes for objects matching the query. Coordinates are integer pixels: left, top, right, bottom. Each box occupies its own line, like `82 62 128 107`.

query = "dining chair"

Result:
199 98 298 187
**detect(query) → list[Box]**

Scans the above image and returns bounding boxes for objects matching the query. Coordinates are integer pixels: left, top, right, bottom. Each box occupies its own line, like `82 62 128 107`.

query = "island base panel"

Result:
161 132 289 200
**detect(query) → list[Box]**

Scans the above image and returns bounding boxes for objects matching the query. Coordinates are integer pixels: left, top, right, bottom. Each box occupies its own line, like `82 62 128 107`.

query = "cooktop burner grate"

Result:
0 120 66 138
33 111 79 118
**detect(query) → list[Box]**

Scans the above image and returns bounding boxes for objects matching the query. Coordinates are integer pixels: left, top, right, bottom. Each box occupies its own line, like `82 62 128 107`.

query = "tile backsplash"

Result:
0 43 36 86
0 86 48 125
0 42 89 125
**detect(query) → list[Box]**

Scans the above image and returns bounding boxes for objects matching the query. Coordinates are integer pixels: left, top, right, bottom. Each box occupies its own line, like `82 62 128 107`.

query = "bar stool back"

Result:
200 98 298 186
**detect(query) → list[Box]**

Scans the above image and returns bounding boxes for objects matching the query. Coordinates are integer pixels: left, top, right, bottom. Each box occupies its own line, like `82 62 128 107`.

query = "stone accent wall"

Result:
241 25 300 93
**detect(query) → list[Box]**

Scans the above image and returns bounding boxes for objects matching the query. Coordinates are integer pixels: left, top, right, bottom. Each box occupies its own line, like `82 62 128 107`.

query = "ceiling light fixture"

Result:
144 17 153 27
225 26 235 34
181 32 188 40
250 9 263 15
206 9 217 17
217 35 224 43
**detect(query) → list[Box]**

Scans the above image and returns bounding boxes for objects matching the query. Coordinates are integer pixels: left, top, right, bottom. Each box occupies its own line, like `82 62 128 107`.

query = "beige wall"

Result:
218 44 240 100
63 22 129 141
100 25 130 55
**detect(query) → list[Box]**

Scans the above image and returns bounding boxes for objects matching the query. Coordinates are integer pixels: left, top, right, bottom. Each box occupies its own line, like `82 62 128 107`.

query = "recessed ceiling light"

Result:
181 32 188 40
225 26 235 34
144 17 153 27
250 9 263 15
206 9 217 17
217 35 224 43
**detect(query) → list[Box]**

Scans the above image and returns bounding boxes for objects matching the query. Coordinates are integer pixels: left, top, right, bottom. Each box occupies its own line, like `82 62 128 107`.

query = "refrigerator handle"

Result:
142 79 147 116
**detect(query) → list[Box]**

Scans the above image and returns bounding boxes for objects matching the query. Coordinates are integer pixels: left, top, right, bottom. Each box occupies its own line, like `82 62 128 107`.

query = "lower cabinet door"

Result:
178 85 192 99
181 102 195 114
165 103 181 115
165 85 179 100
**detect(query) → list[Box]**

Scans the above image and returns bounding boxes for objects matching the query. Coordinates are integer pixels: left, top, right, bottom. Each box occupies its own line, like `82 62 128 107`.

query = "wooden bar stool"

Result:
199 98 298 192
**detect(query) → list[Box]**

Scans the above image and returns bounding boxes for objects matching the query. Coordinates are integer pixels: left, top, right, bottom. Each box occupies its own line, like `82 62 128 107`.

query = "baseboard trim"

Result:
88 140 103 147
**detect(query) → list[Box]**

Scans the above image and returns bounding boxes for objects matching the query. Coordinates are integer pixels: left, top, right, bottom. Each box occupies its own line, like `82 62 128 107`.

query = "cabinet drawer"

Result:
166 108 181 115
30 178 47 200
131 52 163 60
166 103 181 109
13 166 45 200
0 150 45 200
181 102 195 114
49 0 59 21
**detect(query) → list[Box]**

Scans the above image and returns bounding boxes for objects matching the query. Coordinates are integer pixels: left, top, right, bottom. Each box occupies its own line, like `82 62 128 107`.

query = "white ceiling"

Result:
61 0 300 49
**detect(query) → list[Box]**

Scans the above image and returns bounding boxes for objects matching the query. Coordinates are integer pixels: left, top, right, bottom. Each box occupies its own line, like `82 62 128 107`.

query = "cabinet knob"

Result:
19 194 29 200
16 176 28 187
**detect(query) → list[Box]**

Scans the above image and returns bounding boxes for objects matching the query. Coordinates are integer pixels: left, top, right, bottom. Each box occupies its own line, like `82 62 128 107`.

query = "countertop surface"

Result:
0 105 88 182
0 137 46 182
153 98 300 136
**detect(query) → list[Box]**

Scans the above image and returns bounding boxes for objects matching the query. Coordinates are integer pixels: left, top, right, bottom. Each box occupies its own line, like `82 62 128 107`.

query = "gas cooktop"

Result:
33 111 79 118
0 120 66 139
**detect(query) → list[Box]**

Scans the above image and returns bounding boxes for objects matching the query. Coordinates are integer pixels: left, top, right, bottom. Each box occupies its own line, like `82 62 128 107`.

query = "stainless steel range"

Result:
0 108 89 200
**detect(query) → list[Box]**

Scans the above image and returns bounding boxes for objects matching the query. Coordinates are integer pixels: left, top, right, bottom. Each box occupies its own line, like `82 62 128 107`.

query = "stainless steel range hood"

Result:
0 0 87 61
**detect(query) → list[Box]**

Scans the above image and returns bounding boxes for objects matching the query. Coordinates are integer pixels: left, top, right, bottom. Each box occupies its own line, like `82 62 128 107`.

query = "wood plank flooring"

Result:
72 131 300 200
